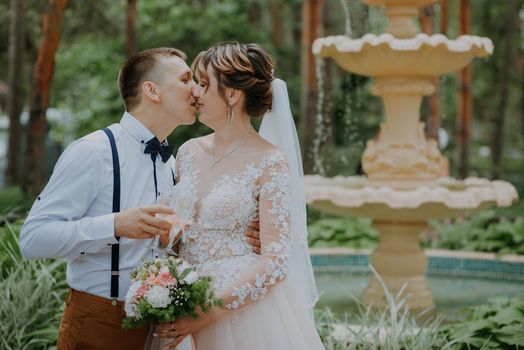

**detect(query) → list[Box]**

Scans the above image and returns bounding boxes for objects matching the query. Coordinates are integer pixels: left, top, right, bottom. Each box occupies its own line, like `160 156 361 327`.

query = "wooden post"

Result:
5 0 25 186
126 0 137 58
23 0 68 197
457 0 471 179
299 0 325 174
419 5 441 143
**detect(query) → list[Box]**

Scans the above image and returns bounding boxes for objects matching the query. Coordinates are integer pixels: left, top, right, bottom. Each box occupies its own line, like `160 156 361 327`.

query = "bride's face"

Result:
194 65 229 129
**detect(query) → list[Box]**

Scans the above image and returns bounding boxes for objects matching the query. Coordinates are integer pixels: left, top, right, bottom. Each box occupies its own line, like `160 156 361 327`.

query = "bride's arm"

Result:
158 154 292 344
212 154 292 316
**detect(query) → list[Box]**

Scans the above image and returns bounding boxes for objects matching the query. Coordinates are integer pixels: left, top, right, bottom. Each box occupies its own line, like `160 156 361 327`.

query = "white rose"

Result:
145 286 171 308
124 281 142 318
124 301 140 318
182 271 199 285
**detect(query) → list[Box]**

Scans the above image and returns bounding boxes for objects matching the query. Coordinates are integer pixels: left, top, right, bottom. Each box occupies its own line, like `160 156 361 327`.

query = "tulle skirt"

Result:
193 284 324 350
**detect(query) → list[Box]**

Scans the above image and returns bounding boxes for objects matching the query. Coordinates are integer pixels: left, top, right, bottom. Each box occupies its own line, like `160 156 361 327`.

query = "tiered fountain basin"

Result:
305 176 518 310
305 176 518 222
313 34 493 78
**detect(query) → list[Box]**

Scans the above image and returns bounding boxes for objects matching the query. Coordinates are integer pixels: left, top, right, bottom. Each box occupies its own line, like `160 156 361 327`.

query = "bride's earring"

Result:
227 103 235 125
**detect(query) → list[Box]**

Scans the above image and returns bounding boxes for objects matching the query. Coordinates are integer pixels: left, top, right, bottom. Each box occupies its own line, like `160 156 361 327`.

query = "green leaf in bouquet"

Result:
168 266 178 279
179 268 193 280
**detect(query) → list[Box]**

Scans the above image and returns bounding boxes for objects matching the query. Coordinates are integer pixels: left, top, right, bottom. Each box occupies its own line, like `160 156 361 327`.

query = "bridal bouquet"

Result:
122 256 222 329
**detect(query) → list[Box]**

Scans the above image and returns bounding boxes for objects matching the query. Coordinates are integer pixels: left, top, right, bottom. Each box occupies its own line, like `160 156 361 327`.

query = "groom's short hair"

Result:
119 47 187 111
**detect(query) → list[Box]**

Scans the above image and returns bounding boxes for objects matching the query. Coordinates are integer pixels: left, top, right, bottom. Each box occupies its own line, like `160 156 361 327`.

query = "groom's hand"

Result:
244 219 261 254
114 205 174 240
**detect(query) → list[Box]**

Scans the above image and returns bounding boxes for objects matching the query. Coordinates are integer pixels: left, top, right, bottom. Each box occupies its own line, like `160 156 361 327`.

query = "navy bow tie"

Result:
144 137 173 163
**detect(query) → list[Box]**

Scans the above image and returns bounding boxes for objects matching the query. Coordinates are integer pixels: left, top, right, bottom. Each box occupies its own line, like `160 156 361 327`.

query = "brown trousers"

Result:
57 289 149 350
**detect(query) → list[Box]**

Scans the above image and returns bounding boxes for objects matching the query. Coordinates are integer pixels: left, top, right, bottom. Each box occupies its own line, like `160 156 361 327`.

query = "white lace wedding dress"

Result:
171 138 324 350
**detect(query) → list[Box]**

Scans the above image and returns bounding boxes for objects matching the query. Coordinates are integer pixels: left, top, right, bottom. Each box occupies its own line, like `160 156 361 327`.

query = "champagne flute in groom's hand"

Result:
150 194 186 256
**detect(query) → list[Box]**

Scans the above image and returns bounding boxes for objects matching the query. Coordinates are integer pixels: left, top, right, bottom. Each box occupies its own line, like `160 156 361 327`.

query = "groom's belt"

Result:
68 288 124 308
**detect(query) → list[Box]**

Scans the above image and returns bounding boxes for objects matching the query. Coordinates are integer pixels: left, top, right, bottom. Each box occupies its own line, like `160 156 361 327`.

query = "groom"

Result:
20 47 260 349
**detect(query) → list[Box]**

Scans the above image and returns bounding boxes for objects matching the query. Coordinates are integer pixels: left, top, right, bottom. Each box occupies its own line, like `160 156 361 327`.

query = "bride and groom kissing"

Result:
20 42 324 350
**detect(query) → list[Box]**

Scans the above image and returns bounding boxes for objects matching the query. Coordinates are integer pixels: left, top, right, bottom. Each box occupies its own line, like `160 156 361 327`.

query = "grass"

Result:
315 266 462 350
0 222 67 350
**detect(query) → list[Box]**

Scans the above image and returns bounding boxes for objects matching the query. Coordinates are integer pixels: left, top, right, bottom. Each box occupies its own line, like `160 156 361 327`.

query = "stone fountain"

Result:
307 0 518 310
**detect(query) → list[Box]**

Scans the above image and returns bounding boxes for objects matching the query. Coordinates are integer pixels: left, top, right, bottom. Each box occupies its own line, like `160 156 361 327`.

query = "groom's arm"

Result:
20 138 118 259
20 138 173 260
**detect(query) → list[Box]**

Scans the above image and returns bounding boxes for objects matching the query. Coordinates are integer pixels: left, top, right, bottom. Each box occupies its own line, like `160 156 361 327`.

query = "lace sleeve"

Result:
174 141 191 182
215 154 292 312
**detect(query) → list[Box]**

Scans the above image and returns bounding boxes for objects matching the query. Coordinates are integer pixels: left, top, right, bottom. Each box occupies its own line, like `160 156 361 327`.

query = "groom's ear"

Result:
142 81 161 103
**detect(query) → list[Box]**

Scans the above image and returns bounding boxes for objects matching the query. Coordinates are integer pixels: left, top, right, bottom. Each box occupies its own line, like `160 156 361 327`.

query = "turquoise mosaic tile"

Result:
311 254 524 281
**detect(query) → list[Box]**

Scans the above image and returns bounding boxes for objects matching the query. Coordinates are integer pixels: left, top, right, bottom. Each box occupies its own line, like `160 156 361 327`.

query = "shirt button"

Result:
80 252 85 255
37 196 41 201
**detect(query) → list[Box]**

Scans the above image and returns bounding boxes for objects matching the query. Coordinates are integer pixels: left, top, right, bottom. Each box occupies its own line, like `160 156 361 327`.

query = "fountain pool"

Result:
312 251 524 323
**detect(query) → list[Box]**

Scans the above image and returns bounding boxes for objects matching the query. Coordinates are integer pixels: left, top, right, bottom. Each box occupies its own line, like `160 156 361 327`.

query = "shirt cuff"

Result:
91 213 119 247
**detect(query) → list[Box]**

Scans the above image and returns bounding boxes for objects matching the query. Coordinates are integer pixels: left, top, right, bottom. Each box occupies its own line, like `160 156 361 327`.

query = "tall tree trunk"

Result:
419 5 441 143
23 0 68 197
270 0 283 49
5 0 25 186
126 0 137 58
299 0 325 174
457 0 472 179
491 0 520 179
440 0 448 36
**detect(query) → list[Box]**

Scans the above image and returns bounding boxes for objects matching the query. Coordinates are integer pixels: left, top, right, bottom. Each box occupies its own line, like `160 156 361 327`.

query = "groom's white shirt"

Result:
20 112 176 300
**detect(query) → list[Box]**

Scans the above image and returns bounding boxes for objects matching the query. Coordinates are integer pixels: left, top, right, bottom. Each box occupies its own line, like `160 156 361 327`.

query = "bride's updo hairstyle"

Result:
192 42 274 117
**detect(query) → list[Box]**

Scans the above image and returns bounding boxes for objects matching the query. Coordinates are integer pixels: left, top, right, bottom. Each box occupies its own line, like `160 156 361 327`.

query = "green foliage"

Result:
308 217 379 249
0 187 31 221
51 35 125 141
0 222 67 350
49 0 297 146
442 296 524 349
428 211 524 255
307 205 524 255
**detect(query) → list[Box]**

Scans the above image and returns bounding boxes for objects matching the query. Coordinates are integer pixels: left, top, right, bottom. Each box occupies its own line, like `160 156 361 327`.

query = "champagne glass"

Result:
150 193 187 257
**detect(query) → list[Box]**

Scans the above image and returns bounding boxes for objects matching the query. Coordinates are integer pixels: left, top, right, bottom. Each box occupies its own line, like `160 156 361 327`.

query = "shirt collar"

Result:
120 111 156 146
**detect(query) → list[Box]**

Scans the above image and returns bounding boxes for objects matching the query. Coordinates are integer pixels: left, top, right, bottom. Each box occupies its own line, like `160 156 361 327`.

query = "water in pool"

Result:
314 270 524 323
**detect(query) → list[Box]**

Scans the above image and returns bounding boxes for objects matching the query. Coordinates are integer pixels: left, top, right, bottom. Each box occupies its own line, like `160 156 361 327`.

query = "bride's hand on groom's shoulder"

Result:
114 205 174 240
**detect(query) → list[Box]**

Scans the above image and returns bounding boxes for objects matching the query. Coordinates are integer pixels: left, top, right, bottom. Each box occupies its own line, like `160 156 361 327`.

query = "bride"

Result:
156 42 324 350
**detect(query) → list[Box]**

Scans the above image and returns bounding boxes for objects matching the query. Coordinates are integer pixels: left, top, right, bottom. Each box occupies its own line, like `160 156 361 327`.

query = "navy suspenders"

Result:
102 128 121 299
102 127 176 299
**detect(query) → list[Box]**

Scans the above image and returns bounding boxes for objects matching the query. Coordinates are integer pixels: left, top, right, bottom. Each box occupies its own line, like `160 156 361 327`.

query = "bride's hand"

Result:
154 306 214 348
